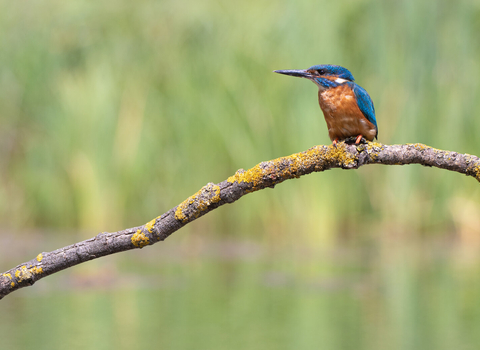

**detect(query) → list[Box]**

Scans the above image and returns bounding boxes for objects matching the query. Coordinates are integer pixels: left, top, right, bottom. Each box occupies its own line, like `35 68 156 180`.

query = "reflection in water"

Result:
1 235 480 350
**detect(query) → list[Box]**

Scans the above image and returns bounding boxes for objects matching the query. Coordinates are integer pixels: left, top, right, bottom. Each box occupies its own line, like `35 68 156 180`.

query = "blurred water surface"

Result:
2 234 480 350
1 0 480 348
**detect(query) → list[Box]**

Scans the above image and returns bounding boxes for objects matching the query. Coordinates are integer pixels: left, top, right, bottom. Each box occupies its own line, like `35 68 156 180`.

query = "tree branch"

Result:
1 142 479 299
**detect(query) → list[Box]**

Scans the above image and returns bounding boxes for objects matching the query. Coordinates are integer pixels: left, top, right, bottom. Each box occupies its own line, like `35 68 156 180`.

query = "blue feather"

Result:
308 65 355 82
350 82 378 137
313 77 338 89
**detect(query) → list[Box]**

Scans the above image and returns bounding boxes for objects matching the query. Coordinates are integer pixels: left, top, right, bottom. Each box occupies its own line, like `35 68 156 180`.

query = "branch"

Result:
1 142 479 299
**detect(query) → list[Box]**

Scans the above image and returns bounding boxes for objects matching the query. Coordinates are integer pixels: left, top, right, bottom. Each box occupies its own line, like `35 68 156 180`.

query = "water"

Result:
2 235 480 350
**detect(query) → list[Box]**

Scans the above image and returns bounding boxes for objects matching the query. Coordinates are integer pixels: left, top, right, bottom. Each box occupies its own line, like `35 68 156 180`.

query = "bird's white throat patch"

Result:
335 78 348 84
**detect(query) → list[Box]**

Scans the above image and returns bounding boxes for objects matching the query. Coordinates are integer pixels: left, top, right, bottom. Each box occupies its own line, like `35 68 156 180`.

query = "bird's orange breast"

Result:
318 85 377 142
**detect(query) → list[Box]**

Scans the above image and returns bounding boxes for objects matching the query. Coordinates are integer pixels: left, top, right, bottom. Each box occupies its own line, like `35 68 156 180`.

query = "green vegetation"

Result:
1 0 480 348
1 0 479 235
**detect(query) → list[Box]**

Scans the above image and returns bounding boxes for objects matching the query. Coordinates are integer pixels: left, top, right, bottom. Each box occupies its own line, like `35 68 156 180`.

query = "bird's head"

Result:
274 64 355 87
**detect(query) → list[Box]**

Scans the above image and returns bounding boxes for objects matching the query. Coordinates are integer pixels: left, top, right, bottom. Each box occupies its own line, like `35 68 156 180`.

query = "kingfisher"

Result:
275 64 378 146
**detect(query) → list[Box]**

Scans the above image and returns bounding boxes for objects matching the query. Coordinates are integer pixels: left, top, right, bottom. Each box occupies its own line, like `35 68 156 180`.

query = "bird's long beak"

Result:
274 69 312 78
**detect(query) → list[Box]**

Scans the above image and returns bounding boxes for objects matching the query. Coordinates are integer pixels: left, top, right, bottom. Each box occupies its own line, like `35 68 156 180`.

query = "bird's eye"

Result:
317 69 326 75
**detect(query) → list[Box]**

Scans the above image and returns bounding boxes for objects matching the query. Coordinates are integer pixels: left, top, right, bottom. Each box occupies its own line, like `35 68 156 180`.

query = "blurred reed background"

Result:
1 0 480 349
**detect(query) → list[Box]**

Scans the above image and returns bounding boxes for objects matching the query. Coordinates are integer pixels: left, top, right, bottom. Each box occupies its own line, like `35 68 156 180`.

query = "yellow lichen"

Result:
473 165 480 181
11 282 14 288
131 229 150 248
363 141 385 161
227 166 264 188
408 143 424 150
145 216 160 233
366 141 384 152
14 266 32 282
325 143 356 166
36 253 43 262
31 266 43 274
3 273 12 280
228 150 307 187
175 183 221 223
410 143 442 153
227 144 356 190
12 265 43 282
174 205 188 223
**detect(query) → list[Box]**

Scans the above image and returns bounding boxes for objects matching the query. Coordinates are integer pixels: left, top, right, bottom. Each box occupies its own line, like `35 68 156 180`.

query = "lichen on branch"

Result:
1 141 479 300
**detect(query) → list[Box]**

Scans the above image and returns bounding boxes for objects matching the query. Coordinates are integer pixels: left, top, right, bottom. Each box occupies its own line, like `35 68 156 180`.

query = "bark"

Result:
1 142 479 299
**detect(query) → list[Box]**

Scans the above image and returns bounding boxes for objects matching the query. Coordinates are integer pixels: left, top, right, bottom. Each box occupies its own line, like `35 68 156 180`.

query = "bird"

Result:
274 64 377 146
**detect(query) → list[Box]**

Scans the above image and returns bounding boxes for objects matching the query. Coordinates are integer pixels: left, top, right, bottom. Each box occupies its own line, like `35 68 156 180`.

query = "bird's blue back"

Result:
349 82 378 132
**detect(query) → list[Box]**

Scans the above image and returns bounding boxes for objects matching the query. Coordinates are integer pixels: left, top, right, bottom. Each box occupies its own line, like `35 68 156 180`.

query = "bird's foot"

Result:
332 138 339 148
344 135 367 145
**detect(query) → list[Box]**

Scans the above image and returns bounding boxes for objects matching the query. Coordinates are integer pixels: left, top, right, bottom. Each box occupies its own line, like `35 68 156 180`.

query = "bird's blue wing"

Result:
351 83 378 134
